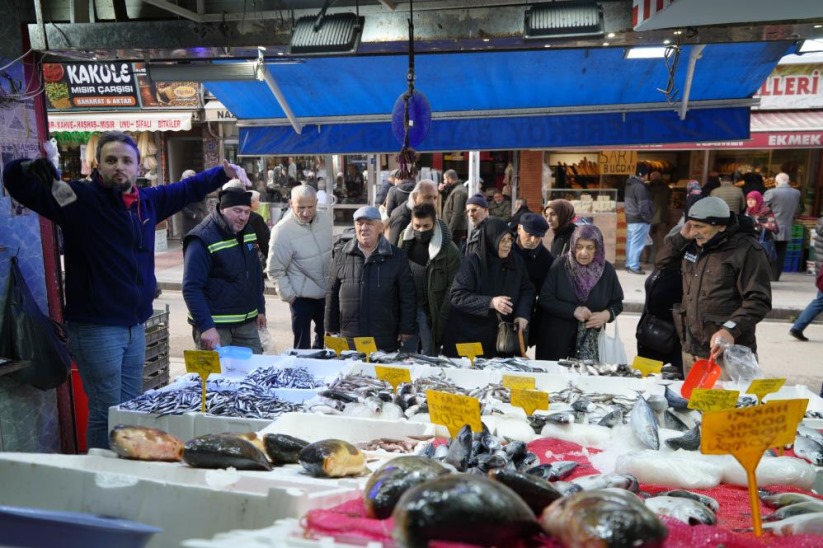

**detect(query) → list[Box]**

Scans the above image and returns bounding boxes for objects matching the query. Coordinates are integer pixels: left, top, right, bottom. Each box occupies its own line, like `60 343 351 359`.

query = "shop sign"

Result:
597 150 638 175
44 62 201 111
755 64 823 110
600 131 823 150
204 101 237 122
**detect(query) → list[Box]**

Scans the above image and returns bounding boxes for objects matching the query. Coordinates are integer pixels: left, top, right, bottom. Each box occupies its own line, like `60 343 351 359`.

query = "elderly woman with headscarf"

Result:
536 224 624 361
442 218 535 358
746 190 779 269
543 199 576 256
681 180 704 221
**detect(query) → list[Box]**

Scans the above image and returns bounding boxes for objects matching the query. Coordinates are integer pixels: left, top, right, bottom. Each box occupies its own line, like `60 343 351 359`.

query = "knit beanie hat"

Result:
218 188 252 209
466 193 489 209
687 196 730 226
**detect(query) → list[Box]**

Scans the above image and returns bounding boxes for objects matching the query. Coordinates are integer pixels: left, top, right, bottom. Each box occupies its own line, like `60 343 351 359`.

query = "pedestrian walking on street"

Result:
764 172 802 281
624 165 655 275
790 216 823 342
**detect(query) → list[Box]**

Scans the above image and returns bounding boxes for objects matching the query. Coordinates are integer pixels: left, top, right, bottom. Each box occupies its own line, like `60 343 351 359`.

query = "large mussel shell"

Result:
263 433 310 464
182 433 272 471
488 469 565 516
364 456 450 519
392 474 540 548
299 439 365 478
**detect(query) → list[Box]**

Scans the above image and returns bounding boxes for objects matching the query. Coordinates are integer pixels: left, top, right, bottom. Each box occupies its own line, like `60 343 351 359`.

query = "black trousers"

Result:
290 297 326 349
772 240 788 281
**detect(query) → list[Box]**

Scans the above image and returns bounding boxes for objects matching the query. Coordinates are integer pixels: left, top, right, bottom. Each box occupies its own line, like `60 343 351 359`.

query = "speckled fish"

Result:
658 490 719 512
794 434 823 466
444 424 473 472
765 501 823 522
761 512 823 535
662 383 689 411
597 407 624 428
299 439 366 478
644 495 716 526
540 488 667 547
392 474 541 547
630 396 659 450
109 425 184 462
797 425 823 445
182 433 272 471
664 425 701 451
263 433 309 464
571 473 640 493
761 492 823 509
525 461 579 481
364 456 450 519
488 469 565 516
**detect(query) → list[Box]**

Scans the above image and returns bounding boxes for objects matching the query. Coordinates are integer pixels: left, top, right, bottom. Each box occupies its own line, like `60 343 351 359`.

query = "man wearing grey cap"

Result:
656 196 771 377
514 212 555 347
325 206 417 351
464 192 490 256
183 187 267 353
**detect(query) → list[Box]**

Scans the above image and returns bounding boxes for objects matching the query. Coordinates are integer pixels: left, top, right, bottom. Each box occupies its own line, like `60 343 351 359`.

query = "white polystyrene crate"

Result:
108 407 197 442
435 366 494 389
260 412 436 444
0 452 359 548
183 518 371 547
193 414 275 437
345 361 429 382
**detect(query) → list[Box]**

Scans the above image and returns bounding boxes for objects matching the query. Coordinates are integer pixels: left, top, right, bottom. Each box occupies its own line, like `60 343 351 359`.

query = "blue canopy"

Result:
205 41 795 154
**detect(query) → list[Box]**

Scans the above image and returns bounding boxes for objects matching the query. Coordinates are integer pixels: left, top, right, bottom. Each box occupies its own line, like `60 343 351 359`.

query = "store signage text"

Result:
48 117 186 132
755 64 823 110
598 150 638 175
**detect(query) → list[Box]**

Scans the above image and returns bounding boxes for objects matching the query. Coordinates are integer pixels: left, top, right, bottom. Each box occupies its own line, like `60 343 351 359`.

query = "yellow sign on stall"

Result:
502 375 536 391
375 366 412 391
324 336 350 357
510 388 549 416
688 388 740 413
353 337 378 361
631 356 664 377
597 150 638 175
184 350 222 414
426 390 482 439
746 378 786 404
456 342 483 367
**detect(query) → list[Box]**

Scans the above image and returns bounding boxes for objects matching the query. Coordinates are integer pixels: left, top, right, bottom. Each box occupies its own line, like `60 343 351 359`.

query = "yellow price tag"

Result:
374 366 412 391
353 337 378 361
184 350 221 414
746 378 786 404
631 356 664 377
510 388 549 416
324 335 350 357
456 342 483 367
702 399 807 537
688 388 740 412
502 375 536 391
426 390 482 439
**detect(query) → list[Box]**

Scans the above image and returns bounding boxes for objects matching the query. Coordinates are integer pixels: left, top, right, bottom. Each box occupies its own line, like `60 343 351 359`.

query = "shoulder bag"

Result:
758 227 778 262
635 269 677 355
598 321 628 365
496 314 520 356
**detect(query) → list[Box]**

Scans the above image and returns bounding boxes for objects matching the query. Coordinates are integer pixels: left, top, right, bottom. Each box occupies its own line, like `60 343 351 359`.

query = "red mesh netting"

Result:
302 438 823 547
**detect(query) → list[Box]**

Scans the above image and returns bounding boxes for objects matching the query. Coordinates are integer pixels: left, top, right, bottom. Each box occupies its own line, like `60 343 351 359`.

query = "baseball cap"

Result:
353 206 382 221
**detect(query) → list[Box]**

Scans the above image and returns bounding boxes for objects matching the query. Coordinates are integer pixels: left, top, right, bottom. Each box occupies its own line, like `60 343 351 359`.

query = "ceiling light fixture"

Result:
524 1 604 40
624 46 668 59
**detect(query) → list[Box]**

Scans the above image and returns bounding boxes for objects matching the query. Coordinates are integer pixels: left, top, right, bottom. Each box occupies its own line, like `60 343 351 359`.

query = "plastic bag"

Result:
598 322 628 365
0 257 71 390
258 327 277 354
722 344 764 385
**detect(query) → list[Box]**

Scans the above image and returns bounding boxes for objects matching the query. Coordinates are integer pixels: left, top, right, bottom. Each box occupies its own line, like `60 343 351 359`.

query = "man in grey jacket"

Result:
267 185 333 349
440 169 468 246
624 165 655 275
764 172 802 281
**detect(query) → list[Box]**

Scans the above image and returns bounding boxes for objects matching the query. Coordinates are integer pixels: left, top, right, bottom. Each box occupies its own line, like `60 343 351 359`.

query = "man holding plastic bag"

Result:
656 197 772 379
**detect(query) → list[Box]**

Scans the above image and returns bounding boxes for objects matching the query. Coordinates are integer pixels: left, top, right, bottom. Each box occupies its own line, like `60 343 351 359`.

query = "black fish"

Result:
525 461 579 481
182 433 272 471
664 425 701 451
489 469 565 516
364 456 450 519
444 424 473 472
662 383 689 411
263 433 309 464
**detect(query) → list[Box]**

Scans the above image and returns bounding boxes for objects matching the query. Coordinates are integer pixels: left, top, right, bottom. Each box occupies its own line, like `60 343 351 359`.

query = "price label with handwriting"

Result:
502 375 536 391
375 366 412 391
510 388 549 416
631 356 664 377
184 350 221 377
353 337 378 361
324 335 350 356
688 388 740 412
426 390 482 439
746 378 786 404
456 342 483 367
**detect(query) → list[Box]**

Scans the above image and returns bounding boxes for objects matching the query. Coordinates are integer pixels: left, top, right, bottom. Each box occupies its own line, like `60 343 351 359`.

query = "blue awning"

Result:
205 41 796 154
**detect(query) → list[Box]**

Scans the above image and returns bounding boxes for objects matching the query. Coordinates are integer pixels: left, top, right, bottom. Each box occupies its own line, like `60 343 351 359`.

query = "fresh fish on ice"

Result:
760 512 823 536
658 490 719 512
644 495 716 525
764 501 823 522
630 396 660 450
664 425 701 451
793 434 823 466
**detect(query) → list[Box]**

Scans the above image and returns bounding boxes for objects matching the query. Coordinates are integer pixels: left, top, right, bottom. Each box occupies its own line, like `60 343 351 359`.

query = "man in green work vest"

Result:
183 187 266 353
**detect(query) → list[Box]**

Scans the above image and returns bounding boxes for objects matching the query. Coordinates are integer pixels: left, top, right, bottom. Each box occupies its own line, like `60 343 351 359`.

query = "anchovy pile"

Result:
370 351 462 368
243 366 325 389
473 357 544 372
557 359 642 378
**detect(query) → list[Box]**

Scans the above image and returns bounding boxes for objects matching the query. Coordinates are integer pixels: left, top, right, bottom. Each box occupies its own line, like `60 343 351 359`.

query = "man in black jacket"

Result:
513 213 554 347
624 165 655 275
325 206 417 351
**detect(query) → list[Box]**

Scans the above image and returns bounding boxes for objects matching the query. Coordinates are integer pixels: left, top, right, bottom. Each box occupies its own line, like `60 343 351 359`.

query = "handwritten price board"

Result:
688 388 740 412
502 375 536 391
184 350 221 414
324 336 350 356
510 388 549 416
456 342 483 367
631 356 664 377
746 378 786 404
353 337 378 361
375 366 412 391
426 390 482 439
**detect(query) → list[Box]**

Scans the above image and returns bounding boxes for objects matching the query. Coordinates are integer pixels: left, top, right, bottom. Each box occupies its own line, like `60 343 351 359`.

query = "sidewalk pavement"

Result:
155 238 820 321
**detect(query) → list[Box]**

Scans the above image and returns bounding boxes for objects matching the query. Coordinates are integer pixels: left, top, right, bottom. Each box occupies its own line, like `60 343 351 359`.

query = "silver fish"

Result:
765 501 823 522
596 407 624 428
525 461 579 481
630 396 659 450
797 424 823 445
663 409 691 432
662 383 690 411
794 434 823 466
665 425 701 451
571 473 640 493
761 492 823 509
646 394 668 414
761 512 823 535
659 490 719 512
644 495 716 525
444 424 473 472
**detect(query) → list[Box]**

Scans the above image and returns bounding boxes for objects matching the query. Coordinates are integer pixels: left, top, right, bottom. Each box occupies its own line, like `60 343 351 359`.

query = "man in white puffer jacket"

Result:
267 184 333 349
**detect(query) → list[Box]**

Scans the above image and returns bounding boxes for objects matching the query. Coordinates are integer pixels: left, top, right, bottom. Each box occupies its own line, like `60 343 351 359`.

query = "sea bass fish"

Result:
109 425 184 462
644 495 716 526
761 512 823 536
630 396 660 450
794 434 823 466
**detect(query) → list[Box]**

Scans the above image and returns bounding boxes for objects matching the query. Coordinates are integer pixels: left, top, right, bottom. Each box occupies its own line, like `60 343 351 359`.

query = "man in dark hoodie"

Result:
385 173 415 217
624 165 655 274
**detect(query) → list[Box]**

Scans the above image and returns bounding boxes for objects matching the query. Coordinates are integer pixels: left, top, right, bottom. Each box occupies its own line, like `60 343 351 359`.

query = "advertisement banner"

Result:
754 64 823 110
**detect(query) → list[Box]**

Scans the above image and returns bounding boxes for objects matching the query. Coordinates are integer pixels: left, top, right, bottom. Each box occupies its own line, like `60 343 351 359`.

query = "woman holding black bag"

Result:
636 266 683 378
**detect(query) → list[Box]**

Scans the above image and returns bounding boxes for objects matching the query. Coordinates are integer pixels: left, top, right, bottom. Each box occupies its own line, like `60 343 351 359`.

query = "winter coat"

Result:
489 199 512 221
442 252 535 358
656 217 772 357
815 217 823 272
649 180 671 225
398 222 462 348
325 236 417 351
266 209 333 303
388 200 452 246
248 212 271 260
513 242 555 347
764 184 802 241
508 205 531 233
535 260 623 361
710 183 746 215
385 180 415 217
183 211 266 332
549 223 576 257
442 183 468 235
3 159 229 326
181 199 209 236
624 176 654 224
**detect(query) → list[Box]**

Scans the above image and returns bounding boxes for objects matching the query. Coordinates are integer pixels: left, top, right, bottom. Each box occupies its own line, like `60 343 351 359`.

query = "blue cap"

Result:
353 206 382 221
519 212 549 237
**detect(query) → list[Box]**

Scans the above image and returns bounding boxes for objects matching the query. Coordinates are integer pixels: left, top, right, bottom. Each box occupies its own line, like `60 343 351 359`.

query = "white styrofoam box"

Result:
108 407 197 442
260 412 436 444
183 517 367 547
345 361 429 382
436 367 495 389
216 354 291 380
193 414 274 437
0 452 359 548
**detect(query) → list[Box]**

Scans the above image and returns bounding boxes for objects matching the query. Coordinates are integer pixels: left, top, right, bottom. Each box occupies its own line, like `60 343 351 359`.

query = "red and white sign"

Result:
754 64 823 110
601 131 823 150
48 112 193 133
632 0 677 29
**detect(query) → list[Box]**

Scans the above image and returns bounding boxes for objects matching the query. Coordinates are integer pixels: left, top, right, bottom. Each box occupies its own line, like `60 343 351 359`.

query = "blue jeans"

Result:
67 322 146 450
405 307 433 355
626 222 651 270
793 290 823 332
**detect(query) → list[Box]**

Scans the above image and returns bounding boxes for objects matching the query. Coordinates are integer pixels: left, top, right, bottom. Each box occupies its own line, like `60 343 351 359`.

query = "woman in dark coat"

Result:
544 199 576 257
442 218 535 358
636 267 683 377
536 224 624 361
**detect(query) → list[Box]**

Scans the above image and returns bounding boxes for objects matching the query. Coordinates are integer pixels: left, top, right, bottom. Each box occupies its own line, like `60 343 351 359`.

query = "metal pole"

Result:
679 44 707 120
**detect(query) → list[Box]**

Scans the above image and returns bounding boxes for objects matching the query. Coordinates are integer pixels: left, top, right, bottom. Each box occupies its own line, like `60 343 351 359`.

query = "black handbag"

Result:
636 313 676 355
496 314 519 356
758 228 778 262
